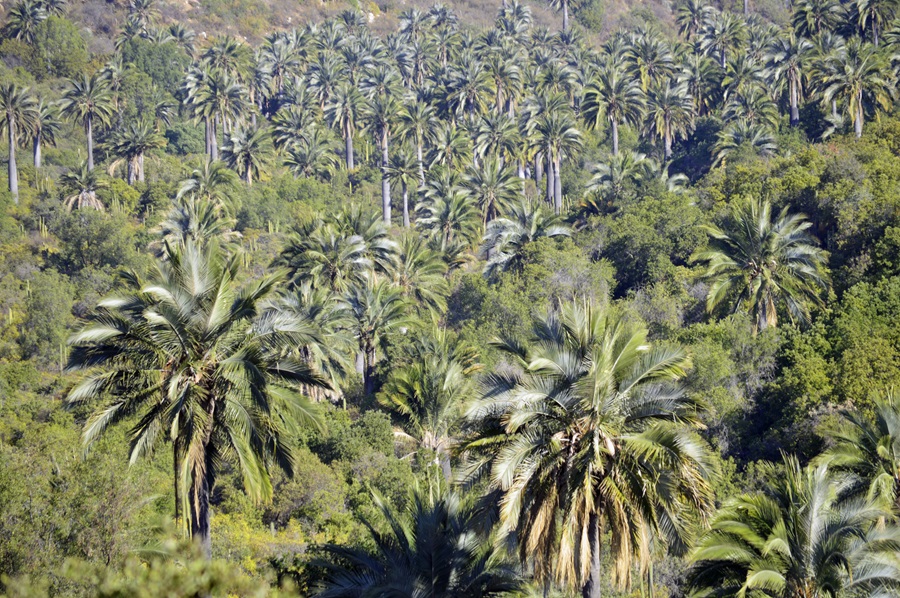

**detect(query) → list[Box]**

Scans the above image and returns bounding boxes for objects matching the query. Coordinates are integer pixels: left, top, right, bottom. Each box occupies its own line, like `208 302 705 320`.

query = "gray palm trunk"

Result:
562 0 569 31
33 131 41 169
546 152 553 203
790 79 800 126
190 462 212 560
381 131 391 225
855 92 864 138
402 181 410 227
86 116 94 171
138 154 145 183
8 118 18 202
534 153 543 184
611 121 619 155
553 155 562 214
417 142 425 184
345 127 355 170
582 512 602 598
664 125 673 160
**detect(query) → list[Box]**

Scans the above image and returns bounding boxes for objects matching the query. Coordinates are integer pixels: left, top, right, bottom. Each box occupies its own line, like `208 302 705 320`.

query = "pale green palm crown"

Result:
221 125 272 185
0 83 38 202
65 241 328 558
694 197 829 332
464 300 715 598
582 62 645 156
821 38 895 138
58 74 114 171
688 455 900 598
480 199 571 278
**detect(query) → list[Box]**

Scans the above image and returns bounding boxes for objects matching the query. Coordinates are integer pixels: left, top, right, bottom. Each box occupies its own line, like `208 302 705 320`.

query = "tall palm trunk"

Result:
582 512 602 598
553 155 562 214
402 181 410 227
345 126 355 170
535 153 543 184
790 79 800 126
381 132 391 225
855 93 864 138
416 141 425 184
190 466 212 559
138 154 145 183
210 117 219 162
8 118 18 203
545 154 553 204
86 116 94 171
33 131 41 169
363 343 376 395
127 159 135 185
561 0 569 31
664 125 673 160
611 121 619 155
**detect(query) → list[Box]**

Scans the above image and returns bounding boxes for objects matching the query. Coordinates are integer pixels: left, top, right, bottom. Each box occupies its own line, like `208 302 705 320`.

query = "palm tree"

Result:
60 162 107 211
176 160 239 212
332 204 399 280
393 234 449 315
677 53 720 117
765 35 813 127
464 299 715 598
386 148 420 228
463 157 520 225
316 489 523 597
66 241 326 559
283 127 339 181
792 0 842 38
221 126 272 186
582 151 650 214
722 87 781 129
428 123 473 171
688 455 900 597
324 83 363 171
857 0 897 46
822 39 895 138
399 100 437 184
675 0 714 41
416 182 481 253
713 120 778 165
546 0 571 32
818 391 900 511
700 11 747 69
0 84 37 203
277 222 371 293
694 197 829 332
343 280 412 396
582 63 645 156
536 109 583 213
108 120 165 184
364 95 402 225
479 200 570 277
29 100 61 170
190 71 249 160
645 82 694 160
59 74 114 172
153 196 240 254
2 0 47 43
379 331 480 479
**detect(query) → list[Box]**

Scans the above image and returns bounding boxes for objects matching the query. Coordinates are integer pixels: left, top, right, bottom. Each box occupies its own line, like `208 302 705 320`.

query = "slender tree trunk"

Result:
545 154 553 204
127 159 135 185
190 469 212 560
582 512 602 598
8 119 18 203
874 20 879 47
33 131 41 169
743 0 749 15
363 343 376 395
664 128 672 161
139 154 145 183
562 0 569 32
381 135 391 225
210 116 219 162
417 141 425 184
790 79 800 127
553 155 562 214
855 104 863 138
402 181 410 227
535 153 543 184
346 129 355 170
246 162 252 186
173 441 182 527
440 451 451 480
611 122 619 156
720 50 726 70
86 116 94 171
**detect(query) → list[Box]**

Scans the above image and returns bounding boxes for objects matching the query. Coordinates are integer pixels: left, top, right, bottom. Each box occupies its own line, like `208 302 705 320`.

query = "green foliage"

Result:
29 17 89 80
120 38 191 96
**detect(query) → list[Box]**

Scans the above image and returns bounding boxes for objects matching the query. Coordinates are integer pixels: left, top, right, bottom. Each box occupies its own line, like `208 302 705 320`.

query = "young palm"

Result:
428 123 473 171
464 300 715 598
343 280 412 396
688 455 900 597
694 197 829 332
582 63 645 156
66 241 326 558
176 160 239 212
61 162 107 211
713 120 778 165
153 196 240 255
277 222 371 293
0 84 37 203
675 0 714 41
29 100 61 170
645 82 694 160
323 83 363 171
379 330 480 479
108 120 165 184
822 39 895 138
2 0 47 43
479 200 570 277
581 151 650 215
393 234 449 315
818 391 900 511
283 127 339 181
59 74 114 171
699 11 747 69
677 53 720 117
221 125 272 186
416 182 481 253
317 490 522 597
332 204 399 280
722 86 780 129
792 0 842 37
399 100 437 184
463 157 520 225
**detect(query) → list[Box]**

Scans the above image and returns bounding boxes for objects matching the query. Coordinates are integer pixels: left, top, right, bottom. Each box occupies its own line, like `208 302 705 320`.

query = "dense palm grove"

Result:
4 0 900 594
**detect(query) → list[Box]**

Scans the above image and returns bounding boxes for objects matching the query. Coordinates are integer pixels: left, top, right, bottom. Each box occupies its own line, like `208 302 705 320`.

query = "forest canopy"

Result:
3 0 900 595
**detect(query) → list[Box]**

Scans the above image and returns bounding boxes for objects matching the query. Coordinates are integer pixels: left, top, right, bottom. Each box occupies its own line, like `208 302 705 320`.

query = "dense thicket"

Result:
3 0 900 595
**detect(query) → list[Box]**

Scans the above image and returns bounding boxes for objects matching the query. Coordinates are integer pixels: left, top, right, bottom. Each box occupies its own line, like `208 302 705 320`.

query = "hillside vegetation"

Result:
4 0 900 596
